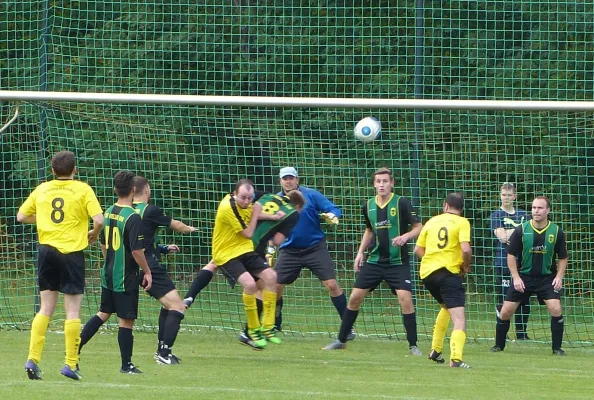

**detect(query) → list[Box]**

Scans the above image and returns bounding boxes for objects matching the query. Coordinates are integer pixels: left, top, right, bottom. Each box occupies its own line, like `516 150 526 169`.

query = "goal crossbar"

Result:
1 91 594 111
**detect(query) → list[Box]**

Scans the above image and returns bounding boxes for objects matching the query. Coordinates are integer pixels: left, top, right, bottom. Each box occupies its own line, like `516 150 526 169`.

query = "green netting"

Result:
1 1 593 347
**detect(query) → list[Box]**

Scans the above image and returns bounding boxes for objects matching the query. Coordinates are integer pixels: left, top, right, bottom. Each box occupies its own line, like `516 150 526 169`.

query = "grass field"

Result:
2 329 593 400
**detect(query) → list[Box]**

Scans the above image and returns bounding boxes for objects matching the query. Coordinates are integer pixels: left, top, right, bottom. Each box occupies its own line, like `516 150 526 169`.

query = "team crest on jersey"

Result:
390 207 397 216
548 234 555 243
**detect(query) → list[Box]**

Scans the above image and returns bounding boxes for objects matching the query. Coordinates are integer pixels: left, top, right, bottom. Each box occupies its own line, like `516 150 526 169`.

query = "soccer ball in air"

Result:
354 117 381 143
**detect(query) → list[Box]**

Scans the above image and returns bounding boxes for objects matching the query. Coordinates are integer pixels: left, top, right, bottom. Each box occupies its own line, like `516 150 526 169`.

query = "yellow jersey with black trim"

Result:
417 212 471 279
212 194 255 265
19 179 103 254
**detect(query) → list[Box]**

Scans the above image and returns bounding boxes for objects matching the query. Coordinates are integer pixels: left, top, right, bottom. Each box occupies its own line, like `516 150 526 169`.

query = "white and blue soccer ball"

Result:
354 116 381 143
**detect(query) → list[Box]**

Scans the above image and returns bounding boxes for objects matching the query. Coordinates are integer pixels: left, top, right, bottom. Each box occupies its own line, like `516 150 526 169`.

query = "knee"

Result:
97 312 111 322
348 293 364 309
243 282 258 295
324 279 341 295
263 269 277 285
204 262 217 273
397 292 414 312
500 303 515 320
119 319 134 329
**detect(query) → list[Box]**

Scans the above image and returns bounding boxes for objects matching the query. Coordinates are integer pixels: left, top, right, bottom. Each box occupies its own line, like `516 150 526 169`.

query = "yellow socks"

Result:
261 290 277 331
450 329 467 362
243 292 260 330
431 308 450 353
64 319 81 369
28 313 51 363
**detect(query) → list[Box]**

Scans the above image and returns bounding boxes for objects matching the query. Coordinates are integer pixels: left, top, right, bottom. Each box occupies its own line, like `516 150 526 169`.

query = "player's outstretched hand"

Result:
142 273 152 291
167 244 180 253
320 212 339 225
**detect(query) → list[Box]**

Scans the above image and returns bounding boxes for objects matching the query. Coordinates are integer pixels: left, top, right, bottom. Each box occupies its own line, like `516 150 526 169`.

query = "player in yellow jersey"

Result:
17 151 104 380
212 179 282 350
414 192 472 369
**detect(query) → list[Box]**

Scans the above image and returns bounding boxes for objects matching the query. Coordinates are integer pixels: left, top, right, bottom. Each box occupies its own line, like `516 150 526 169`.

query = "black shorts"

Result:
422 268 465 309
140 269 176 300
37 245 85 294
99 287 139 319
505 274 561 303
275 240 336 285
219 252 270 285
354 263 412 292
254 212 300 257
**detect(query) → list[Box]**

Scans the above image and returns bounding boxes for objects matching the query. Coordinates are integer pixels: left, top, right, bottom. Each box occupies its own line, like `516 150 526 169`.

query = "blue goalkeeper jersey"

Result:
278 185 341 249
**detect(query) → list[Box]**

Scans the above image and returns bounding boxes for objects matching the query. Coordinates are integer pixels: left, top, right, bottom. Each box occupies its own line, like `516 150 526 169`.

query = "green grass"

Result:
3 329 594 399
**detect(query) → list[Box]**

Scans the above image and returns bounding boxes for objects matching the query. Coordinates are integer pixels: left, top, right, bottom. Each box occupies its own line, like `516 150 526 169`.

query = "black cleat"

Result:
552 348 566 356
516 333 531 341
120 363 143 374
490 345 504 352
428 349 445 364
182 297 193 309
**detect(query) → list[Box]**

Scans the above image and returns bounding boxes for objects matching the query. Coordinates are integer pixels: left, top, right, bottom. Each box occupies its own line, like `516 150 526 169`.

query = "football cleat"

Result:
322 340 346 350
182 297 193 309
156 353 181 365
60 365 82 380
409 346 423 356
428 349 445 364
261 328 282 344
552 348 566 356
490 345 504 352
238 330 267 350
25 359 42 380
120 363 143 374
450 360 472 368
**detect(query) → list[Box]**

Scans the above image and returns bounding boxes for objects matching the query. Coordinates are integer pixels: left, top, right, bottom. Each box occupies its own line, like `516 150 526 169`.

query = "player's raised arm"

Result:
169 219 197 233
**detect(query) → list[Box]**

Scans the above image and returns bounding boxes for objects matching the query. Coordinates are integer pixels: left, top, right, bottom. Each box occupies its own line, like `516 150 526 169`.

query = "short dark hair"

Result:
286 190 306 209
234 179 254 193
134 176 149 194
373 167 392 179
445 192 464 211
51 150 76 177
500 182 516 193
534 195 551 209
114 170 136 197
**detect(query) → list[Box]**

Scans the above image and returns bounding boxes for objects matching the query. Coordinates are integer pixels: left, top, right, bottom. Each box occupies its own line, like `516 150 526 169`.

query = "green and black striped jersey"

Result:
100 203 144 292
508 220 567 276
363 194 420 266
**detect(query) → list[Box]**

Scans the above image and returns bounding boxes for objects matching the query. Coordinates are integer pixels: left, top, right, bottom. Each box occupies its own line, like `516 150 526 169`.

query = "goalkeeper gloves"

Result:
320 212 339 225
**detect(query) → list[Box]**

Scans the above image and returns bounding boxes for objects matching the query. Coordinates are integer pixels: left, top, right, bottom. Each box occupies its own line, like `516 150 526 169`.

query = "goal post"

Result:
1 93 592 347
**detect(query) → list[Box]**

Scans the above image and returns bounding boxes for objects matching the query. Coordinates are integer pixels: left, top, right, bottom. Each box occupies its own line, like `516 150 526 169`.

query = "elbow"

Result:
16 214 25 223
94 215 105 227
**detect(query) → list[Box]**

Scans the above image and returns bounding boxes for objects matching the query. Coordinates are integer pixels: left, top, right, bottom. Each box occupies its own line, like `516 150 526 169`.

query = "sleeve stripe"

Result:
229 196 248 229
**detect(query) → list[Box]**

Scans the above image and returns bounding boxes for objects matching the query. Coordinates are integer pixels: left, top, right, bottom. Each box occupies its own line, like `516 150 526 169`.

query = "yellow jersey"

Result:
19 179 103 254
416 212 471 279
212 194 255 265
